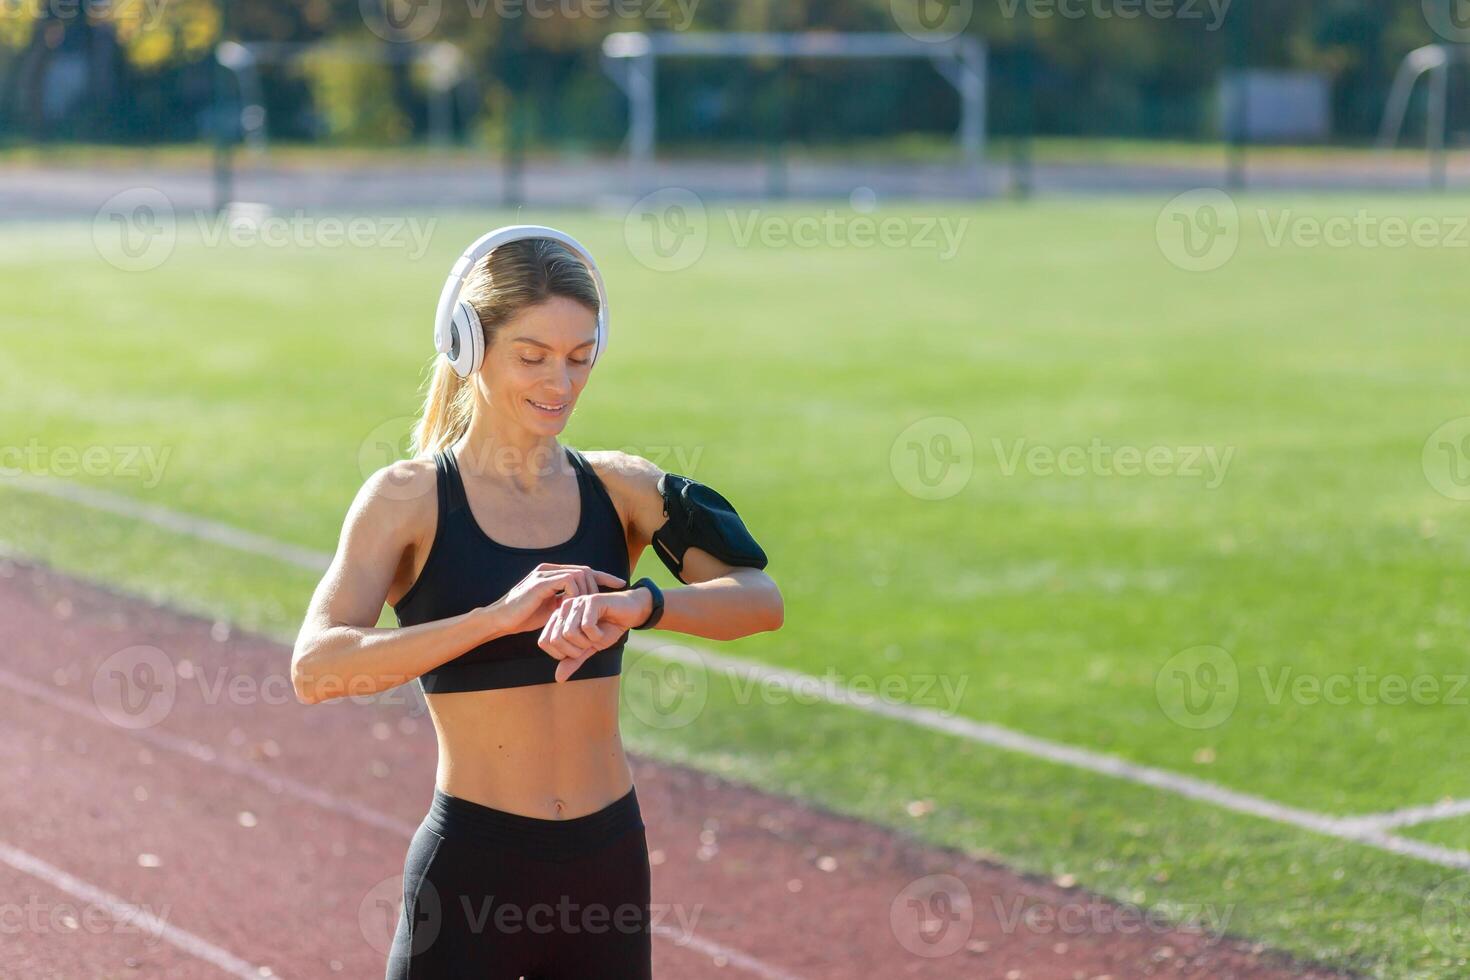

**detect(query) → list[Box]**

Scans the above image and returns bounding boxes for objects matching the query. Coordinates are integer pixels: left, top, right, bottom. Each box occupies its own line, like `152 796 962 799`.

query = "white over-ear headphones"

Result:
433 224 610 379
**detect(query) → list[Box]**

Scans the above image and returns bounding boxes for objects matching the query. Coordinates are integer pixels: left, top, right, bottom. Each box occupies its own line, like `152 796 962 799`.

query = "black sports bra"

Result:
393 444 631 694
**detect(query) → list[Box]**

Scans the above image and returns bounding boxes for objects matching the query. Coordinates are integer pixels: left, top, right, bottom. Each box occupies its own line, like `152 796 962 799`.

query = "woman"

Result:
290 228 784 979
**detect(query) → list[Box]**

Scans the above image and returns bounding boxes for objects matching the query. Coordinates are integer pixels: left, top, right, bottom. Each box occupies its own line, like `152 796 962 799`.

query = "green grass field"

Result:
5 195 1470 977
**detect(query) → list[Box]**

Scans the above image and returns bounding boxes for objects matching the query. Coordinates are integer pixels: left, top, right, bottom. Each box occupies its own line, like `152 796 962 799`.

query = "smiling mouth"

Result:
526 398 568 415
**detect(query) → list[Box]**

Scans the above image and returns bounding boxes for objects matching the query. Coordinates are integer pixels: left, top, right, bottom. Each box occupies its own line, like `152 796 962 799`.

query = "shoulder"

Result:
581 449 667 539
341 456 439 543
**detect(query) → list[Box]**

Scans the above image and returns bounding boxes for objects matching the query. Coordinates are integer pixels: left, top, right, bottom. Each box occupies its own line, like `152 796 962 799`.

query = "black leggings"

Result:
385 784 652 979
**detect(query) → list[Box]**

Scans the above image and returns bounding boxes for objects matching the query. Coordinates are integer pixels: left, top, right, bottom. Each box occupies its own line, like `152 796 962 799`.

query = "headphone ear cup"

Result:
448 299 484 378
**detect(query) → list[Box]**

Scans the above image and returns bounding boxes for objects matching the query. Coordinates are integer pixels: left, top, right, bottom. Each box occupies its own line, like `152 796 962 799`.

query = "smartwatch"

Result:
631 576 664 630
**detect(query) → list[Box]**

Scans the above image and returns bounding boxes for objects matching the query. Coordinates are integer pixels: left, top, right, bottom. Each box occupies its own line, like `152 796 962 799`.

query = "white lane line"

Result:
0 840 274 980
642 644 1470 870
1 473 331 571
0 665 418 838
0 664 801 979
7 473 1470 873
1340 798 1470 833
653 925 807 980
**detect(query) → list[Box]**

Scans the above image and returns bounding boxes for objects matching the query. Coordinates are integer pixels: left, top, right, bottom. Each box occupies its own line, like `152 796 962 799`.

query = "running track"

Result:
0 560 1348 979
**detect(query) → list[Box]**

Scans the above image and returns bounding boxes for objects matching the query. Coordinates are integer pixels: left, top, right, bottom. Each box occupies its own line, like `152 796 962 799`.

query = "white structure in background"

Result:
599 31 987 173
1218 70 1332 142
215 41 472 154
1378 43 1467 186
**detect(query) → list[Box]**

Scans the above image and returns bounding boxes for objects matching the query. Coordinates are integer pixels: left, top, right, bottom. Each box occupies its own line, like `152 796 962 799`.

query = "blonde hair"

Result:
410 237 601 456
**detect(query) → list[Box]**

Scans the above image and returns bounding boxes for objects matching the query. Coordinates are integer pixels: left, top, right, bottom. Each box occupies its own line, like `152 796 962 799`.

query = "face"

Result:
480 294 598 435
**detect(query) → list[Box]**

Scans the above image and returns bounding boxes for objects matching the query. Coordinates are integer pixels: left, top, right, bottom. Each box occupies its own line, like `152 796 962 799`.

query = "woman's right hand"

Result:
488 563 626 636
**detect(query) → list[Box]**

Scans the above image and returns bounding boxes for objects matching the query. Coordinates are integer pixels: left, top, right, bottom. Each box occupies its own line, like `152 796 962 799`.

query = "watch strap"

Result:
631 576 664 630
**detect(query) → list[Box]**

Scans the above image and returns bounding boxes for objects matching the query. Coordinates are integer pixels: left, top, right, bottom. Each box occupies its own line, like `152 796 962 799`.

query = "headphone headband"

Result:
433 224 610 377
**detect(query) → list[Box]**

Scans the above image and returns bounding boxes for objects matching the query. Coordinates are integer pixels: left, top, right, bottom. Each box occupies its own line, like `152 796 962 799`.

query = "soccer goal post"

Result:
599 31 987 172
1378 43 1462 189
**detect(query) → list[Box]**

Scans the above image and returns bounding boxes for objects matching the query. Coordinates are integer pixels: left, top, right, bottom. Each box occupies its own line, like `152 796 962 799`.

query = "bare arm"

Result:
290 461 508 704
294 460 624 703
539 453 784 675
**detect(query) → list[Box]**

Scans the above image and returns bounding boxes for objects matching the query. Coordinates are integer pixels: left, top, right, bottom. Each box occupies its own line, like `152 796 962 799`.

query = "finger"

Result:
578 568 599 599
575 598 611 646
544 603 592 658
592 570 627 589
556 653 590 683
539 606 570 659
556 601 599 652
533 569 580 597
549 571 584 601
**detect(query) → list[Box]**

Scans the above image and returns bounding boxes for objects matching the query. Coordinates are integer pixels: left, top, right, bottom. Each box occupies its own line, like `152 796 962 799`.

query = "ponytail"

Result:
410 356 474 456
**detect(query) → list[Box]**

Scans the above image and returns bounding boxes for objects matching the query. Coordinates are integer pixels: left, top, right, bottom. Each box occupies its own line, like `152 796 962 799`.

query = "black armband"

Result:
650 473 769 584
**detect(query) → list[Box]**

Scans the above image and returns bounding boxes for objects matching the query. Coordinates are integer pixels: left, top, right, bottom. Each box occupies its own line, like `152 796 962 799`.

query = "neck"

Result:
455 410 566 491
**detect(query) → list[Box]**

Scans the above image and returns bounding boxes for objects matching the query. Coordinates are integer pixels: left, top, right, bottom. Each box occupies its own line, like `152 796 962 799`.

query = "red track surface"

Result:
0 560 1351 979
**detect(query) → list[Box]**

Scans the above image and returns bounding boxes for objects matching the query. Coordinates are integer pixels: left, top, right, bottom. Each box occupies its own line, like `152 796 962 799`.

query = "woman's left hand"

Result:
538 588 652 683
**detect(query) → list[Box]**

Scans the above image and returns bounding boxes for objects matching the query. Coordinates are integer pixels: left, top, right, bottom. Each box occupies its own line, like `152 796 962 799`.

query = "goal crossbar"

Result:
600 31 986 168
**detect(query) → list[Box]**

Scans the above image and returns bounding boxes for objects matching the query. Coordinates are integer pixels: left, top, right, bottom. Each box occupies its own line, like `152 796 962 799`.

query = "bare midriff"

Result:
422 674 633 820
